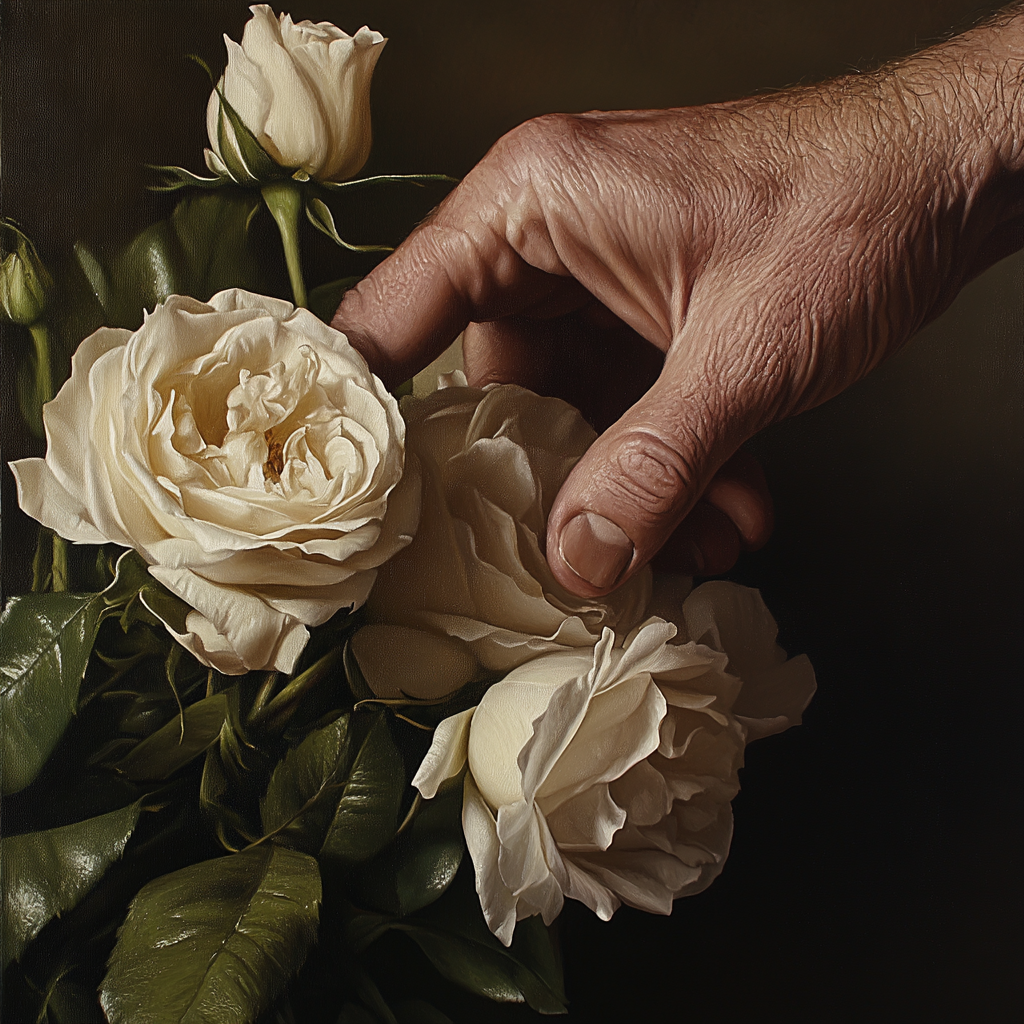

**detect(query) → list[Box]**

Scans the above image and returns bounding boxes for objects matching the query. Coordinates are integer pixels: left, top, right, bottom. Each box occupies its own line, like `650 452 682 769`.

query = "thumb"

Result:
546 368 740 597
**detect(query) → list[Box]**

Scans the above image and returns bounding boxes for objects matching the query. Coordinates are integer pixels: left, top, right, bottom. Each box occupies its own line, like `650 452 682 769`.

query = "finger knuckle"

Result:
491 113 586 176
604 431 697 522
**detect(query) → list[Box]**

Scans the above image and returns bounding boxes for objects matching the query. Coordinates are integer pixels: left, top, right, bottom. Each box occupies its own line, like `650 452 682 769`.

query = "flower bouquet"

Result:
1 7 815 1022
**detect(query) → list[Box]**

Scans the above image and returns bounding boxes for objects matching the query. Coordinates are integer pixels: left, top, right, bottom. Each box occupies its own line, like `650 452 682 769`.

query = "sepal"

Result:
306 195 393 253
146 162 229 192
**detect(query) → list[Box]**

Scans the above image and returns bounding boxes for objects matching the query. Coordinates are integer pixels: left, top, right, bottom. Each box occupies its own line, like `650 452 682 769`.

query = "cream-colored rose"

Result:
351 381 652 699
413 582 816 945
11 289 418 675
206 5 385 183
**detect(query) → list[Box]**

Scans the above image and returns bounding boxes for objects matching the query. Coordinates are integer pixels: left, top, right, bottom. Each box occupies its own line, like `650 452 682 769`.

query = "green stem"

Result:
31 528 52 592
248 671 281 725
262 181 308 308
51 535 69 592
250 647 342 733
29 321 54 406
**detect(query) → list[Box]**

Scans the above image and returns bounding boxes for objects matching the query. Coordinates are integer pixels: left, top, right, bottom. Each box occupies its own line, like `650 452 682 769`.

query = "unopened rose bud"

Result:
0 222 51 327
205 5 385 184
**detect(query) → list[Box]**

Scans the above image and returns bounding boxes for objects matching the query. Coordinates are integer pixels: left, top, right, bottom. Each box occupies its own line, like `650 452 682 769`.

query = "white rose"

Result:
10 289 418 675
351 380 652 699
206 4 385 183
413 582 816 945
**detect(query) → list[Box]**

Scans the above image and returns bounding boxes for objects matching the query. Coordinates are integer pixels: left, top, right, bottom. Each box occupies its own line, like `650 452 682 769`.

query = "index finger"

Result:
330 223 476 387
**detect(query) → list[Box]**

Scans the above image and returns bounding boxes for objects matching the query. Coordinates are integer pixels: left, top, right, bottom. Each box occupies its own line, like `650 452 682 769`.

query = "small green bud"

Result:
0 221 52 326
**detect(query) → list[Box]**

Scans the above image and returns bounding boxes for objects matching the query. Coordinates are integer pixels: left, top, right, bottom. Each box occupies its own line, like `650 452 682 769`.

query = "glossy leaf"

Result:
39 975 106 1024
113 219 184 321
72 241 112 317
73 191 264 334
398 870 566 1014
0 592 103 794
113 691 229 781
1 800 141 969
100 844 321 1024
319 713 405 866
261 713 351 849
167 191 263 302
399 920 566 1014
352 777 464 916
261 712 404 864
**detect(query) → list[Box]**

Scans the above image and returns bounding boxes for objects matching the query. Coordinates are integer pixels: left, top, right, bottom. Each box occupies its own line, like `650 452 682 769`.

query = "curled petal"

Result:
463 775 518 946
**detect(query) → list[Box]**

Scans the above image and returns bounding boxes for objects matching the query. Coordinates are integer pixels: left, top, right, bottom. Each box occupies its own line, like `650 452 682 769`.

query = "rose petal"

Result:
149 564 307 674
412 708 475 799
353 624 478 700
10 458 111 546
462 775 518 946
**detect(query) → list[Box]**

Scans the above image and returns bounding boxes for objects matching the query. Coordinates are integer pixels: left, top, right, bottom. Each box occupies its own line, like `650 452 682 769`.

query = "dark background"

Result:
2 1 1021 1021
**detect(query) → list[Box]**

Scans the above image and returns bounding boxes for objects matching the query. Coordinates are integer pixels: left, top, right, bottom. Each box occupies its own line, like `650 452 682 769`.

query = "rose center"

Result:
263 429 285 483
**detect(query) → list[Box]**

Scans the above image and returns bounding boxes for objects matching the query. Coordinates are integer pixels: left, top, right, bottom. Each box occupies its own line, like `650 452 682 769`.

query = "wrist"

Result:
883 6 1024 280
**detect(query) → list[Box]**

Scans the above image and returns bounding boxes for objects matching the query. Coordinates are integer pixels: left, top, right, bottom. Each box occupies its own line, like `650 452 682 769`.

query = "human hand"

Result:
333 7 1022 598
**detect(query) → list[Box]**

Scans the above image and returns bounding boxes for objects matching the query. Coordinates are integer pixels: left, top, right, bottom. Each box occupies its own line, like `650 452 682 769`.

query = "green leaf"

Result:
108 192 264 329
345 907 394 952
0 592 103 794
112 691 229 781
200 743 252 852
99 844 321 1024
319 713 405 866
260 713 350 847
351 965 398 1024
308 275 361 325
397 869 567 1014
201 684 274 851
260 711 404 865
75 191 265 334
72 241 111 317
167 191 264 301
98 547 189 645
1 800 142 969
112 219 185 322
305 197 393 253
37 973 106 1024
399 919 566 1014
352 776 464 916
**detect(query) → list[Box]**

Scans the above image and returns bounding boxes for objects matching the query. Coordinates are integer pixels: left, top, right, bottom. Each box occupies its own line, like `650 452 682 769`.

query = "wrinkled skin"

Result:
334 7 1023 597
